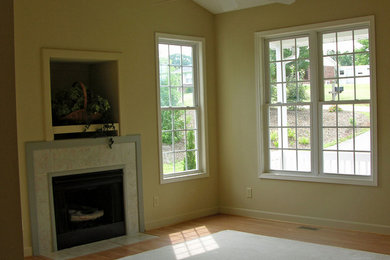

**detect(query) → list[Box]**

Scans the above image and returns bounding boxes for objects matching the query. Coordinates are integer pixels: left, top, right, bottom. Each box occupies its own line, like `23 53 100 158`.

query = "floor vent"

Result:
298 226 319 231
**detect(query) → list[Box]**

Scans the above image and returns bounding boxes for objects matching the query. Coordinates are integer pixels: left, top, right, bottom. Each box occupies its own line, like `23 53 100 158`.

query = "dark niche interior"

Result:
52 169 125 250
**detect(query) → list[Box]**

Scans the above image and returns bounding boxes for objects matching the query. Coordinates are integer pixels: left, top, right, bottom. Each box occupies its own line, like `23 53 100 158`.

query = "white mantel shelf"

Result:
52 123 120 134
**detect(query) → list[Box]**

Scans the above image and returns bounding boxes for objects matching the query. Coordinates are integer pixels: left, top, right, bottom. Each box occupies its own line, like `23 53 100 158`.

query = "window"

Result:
156 33 208 183
255 17 376 185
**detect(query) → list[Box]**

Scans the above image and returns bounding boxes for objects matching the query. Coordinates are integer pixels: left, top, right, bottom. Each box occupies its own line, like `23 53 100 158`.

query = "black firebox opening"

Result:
52 169 125 250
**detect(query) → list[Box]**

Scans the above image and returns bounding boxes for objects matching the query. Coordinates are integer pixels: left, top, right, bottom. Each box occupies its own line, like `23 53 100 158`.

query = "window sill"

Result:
161 171 209 184
259 172 376 186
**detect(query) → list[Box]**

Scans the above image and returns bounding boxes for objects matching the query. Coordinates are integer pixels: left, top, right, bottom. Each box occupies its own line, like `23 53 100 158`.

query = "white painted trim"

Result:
144 207 218 230
219 206 390 235
155 33 209 184
259 172 376 186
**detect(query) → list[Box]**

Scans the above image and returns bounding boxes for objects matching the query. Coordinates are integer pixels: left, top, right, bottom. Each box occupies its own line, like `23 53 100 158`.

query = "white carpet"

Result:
119 230 390 260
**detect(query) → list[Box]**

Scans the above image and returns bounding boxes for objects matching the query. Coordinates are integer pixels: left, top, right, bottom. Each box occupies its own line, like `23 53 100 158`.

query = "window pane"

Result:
354 29 369 52
161 110 172 130
338 55 353 76
159 65 169 85
270 83 283 103
284 83 297 103
298 82 310 102
169 45 181 65
184 87 194 106
324 79 338 101
338 128 354 151
282 39 295 60
186 151 197 170
282 106 294 127
175 152 186 172
338 78 354 101
297 105 310 126
269 40 281 61
269 128 280 148
186 130 197 150
183 66 193 85
337 31 353 54
173 130 184 150
338 104 353 126
171 87 183 107
356 77 370 100
270 149 282 170
287 128 296 148
159 44 169 65
338 152 354 174
355 152 371 175
161 132 173 152
269 62 282 83
297 37 309 59
323 151 337 173
323 56 337 79
283 61 296 82
355 128 370 151
174 110 185 129
269 106 281 127
322 104 337 127
355 54 370 76
283 150 296 171
323 33 336 55
297 60 310 81
297 128 310 149
163 152 174 174
298 150 311 172
170 66 182 86
186 110 197 129
160 87 170 107
354 104 370 127
323 128 337 150
182 46 193 66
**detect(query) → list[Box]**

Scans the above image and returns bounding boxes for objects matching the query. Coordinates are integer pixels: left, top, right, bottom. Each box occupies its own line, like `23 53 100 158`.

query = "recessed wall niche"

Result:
42 48 122 140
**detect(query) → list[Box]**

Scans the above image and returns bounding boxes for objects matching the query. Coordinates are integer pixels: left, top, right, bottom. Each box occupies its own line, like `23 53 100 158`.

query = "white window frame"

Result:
255 16 377 186
156 33 209 184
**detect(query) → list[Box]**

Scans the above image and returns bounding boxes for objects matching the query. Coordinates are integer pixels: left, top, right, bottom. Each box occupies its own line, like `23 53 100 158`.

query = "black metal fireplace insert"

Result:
52 169 125 250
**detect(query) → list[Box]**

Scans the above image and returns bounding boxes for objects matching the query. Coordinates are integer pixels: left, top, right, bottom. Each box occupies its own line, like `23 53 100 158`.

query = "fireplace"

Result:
26 136 144 256
52 169 126 250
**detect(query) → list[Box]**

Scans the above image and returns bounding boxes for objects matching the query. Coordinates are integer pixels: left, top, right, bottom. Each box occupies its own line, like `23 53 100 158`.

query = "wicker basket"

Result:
60 81 102 123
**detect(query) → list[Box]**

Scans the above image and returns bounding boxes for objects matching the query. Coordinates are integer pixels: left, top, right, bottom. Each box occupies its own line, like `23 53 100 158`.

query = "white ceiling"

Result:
192 0 295 14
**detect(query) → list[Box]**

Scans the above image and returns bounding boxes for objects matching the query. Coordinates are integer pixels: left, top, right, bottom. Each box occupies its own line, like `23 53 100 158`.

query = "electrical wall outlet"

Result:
153 195 160 207
246 187 252 198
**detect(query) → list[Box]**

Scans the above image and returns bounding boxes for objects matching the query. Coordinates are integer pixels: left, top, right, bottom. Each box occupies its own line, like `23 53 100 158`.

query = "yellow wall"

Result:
0 0 24 258
216 0 390 232
14 0 219 253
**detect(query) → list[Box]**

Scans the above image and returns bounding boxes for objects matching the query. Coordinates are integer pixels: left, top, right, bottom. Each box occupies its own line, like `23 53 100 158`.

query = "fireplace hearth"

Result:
52 169 125 250
26 136 144 256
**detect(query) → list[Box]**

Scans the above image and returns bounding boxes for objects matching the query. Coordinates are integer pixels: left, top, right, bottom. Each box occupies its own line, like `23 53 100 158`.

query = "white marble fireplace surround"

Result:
26 135 145 257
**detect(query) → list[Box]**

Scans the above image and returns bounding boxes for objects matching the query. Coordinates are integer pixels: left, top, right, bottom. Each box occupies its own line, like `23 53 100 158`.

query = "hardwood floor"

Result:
25 214 390 259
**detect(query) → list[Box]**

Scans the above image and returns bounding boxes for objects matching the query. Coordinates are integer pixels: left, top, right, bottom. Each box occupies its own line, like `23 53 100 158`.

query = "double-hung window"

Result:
156 33 208 183
256 17 376 185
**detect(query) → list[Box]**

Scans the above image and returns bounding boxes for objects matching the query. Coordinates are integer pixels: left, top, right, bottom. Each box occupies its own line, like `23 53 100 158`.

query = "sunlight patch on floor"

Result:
168 226 219 260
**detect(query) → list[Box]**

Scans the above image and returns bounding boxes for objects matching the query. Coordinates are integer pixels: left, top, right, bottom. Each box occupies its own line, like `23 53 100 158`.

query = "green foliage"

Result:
270 131 279 148
328 105 342 112
355 39 369 65
349 117 356 126
298 137 310 145
185 131 197 170
52 82 111 124
161 110 184 145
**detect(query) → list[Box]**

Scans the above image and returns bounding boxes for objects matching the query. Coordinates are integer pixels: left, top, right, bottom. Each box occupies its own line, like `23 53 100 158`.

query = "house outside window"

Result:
156 33 209 183
255 17 377 186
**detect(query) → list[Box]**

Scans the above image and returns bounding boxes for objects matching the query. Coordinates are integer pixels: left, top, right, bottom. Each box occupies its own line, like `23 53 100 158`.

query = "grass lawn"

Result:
324 83 369 101
163 160 185 173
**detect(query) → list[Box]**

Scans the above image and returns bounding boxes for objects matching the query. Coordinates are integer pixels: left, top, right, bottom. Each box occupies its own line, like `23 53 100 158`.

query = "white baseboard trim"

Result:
144 207 219 230
24 246 33 257
219 206 390 235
